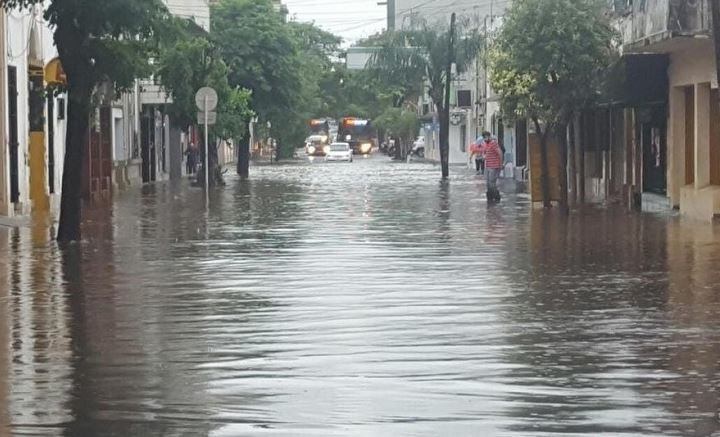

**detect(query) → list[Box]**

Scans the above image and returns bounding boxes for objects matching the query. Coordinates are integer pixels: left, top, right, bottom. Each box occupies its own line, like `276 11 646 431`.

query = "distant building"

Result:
391 0 513 167
271 0 289 21
165 0 211 32
346 47 378 71
129 0 212 187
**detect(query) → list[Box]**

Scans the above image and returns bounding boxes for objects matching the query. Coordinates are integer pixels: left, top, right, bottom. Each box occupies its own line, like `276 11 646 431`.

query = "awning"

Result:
600 54 669 107
44 57 67 86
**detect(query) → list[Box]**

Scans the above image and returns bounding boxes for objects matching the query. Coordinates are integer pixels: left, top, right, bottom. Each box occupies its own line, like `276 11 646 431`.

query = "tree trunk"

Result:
56 80 92 243
532 117 552 208
440 13 456 180
237 136 250 179
573 114 583 205
568 118 577 208
578 114 586 204
198 140 222 188
439 102 449 177
557 122 570 213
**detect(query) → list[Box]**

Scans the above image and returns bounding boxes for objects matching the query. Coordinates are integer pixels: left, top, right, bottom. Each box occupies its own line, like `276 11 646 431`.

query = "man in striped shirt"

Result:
479 131 503 203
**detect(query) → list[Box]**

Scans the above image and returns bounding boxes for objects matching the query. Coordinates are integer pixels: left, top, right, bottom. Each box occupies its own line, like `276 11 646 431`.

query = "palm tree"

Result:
368 20 482 117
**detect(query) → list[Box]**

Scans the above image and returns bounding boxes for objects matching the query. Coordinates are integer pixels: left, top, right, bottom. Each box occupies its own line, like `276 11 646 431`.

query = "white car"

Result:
325 142 353 162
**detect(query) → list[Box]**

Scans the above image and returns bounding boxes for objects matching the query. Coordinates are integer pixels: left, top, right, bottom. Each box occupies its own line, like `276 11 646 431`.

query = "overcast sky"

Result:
283 0 387 45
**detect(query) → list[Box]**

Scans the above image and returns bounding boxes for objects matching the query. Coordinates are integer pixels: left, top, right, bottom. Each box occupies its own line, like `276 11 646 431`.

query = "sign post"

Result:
195 87 218 207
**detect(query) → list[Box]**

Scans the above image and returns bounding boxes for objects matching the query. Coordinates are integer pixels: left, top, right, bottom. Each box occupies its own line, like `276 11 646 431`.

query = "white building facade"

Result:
128 0 211 186
1 6 66 218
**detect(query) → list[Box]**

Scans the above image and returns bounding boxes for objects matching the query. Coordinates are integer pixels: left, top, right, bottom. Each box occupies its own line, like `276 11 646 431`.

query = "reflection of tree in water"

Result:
363 179 459 256
0 229 12 434
62 204 221 436
111 176 295 430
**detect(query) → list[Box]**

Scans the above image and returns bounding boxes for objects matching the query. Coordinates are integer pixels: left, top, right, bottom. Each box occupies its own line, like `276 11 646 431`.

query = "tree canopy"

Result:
368 21 483 112
156 19 253 142
490 0 617 129
490 0 617 207
374 108 419 149
212 0 303 155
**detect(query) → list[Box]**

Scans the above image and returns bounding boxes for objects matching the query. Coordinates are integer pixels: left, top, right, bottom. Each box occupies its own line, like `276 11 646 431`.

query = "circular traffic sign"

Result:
195 87 218 112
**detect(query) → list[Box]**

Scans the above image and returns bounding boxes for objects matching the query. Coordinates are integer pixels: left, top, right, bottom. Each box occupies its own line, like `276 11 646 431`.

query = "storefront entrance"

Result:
641 107 667 195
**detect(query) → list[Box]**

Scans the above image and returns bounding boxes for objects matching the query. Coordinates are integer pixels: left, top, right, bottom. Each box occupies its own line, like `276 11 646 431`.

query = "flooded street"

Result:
2 156 720 436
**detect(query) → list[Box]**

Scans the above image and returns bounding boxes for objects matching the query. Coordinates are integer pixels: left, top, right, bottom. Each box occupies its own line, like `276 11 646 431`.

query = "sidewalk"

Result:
0 216 30 228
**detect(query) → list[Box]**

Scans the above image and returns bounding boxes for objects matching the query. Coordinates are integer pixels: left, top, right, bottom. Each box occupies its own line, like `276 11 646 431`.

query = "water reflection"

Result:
1 157 720 435
0 227 10 437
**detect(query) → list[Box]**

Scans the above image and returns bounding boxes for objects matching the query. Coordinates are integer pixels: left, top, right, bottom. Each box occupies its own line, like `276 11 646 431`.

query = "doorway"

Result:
141 112 156 183
684 87 695 185
47 96 55 194
641 107 667 194
7 66 19 204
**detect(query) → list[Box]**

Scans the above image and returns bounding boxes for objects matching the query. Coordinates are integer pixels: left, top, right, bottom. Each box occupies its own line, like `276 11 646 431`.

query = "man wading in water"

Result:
478 131 503 203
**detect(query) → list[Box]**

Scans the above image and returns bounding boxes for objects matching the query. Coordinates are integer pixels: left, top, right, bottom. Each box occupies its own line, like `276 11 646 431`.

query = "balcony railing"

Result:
618 0 711 48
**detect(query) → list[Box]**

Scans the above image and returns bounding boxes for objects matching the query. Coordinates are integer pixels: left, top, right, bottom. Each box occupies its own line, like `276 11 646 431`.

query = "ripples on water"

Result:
1 156 720 436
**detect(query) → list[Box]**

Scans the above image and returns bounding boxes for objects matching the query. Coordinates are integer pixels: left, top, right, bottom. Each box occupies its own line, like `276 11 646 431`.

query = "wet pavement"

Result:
2 155 720 436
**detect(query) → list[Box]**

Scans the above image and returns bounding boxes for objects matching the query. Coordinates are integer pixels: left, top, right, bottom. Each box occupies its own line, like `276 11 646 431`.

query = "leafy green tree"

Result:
1 0 171 242
369 22 482 114
280 21 342 156
374 108 419 159
212 0 302 159
321 66 386 120
156 22 253 184
490 0 616 207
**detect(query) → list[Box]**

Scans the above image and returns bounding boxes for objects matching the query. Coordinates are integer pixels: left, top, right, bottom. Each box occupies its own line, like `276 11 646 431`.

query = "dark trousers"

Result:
475 158 485 173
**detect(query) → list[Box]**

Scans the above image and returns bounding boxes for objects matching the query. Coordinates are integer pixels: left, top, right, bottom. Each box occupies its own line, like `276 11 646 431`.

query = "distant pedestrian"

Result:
479 131 503 203
186 143 197 175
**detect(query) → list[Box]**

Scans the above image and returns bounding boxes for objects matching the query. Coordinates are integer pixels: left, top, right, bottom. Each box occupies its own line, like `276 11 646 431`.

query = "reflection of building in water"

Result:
665 223 720 435
0 226 73 432
0 228 10 436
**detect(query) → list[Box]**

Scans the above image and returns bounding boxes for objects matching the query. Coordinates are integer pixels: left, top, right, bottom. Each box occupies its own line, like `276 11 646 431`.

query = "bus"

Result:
306 119 333 156
338 117 376 155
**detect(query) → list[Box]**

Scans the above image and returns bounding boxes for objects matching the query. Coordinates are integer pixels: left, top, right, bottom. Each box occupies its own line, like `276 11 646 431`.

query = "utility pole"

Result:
378 0 395 31
482 14 488 132
474 6 481 138
440 12 456 179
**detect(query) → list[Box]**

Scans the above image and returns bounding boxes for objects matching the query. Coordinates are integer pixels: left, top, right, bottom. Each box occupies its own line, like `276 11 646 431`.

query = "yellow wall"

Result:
666 40 720 220
29 131 49 214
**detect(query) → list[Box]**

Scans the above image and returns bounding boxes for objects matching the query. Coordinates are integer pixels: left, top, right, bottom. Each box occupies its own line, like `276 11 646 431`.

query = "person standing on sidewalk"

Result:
479 131 503 203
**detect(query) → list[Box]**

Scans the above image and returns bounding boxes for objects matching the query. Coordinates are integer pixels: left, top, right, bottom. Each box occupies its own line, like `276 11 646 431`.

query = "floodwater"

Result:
1 156 720 436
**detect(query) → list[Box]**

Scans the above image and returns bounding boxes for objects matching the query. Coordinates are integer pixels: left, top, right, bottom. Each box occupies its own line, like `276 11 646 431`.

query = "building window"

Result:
457 90 472 108
460 124 467 153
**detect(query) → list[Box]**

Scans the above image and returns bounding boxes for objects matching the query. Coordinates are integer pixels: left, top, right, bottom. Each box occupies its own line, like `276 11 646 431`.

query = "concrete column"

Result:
695 82 711 189
668 86 686 206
